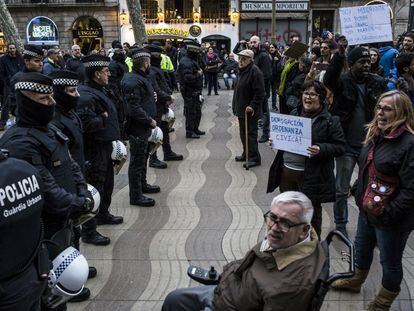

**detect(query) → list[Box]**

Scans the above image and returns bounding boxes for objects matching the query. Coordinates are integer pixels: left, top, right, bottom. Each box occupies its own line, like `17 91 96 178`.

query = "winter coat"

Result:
323 53 387 139
267 107 346 203
232 62 265 117
42 58 60 75
212 230 325 311
254 46 272 81
204 53 221 73
355 128 414 231
222 59 239 74
177 55 203 96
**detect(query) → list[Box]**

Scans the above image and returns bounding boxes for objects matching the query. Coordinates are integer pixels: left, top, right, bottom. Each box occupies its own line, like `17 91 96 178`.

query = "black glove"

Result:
396 78 409 93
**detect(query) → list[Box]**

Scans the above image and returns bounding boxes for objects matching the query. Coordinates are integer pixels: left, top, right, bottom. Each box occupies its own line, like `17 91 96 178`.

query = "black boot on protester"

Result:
68 287 91 303
81 231 111 246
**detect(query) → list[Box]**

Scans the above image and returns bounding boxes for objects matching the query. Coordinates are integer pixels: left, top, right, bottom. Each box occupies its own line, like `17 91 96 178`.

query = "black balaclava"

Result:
54 86 79 112
16 92 54 130
150 55 162 68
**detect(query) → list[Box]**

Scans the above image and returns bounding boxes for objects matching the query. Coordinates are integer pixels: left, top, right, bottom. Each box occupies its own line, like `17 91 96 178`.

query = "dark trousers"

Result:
279 95 289 115
128 133 149 201
0 102 8 127
182 93 202 135
162 286 215 311
238 115 260 163
271 81 277 109
0 264 46 311
150 119 173 160
261 79 271 138
279 166 322 239
82 142 114 235
206 72 218 94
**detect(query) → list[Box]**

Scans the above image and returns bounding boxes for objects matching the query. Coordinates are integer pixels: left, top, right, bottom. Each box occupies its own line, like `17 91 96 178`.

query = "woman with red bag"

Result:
332 90 414 310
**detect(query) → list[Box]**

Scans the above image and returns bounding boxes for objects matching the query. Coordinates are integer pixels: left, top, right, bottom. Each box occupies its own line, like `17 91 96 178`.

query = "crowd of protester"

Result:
0 27 414 311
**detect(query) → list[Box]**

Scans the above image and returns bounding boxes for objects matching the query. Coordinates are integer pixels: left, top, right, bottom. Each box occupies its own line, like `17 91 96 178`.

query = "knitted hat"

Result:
347 47 370 66
15 72 53 94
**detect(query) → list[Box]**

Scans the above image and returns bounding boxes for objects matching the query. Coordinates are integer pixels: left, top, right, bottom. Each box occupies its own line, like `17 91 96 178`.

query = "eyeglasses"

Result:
375 104 396 113
302 92 319 99
264 211 306 233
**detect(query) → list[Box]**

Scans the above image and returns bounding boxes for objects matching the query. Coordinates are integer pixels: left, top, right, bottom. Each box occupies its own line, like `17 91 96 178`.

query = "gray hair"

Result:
271 191 314 224
71 45 80 51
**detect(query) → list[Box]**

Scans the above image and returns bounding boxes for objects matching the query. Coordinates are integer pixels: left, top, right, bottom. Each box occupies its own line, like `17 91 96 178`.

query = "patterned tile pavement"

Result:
5 91 410 311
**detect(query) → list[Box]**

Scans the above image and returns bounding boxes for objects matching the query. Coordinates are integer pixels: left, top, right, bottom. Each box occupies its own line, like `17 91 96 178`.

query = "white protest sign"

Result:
270 112 312 157
340 4 392 46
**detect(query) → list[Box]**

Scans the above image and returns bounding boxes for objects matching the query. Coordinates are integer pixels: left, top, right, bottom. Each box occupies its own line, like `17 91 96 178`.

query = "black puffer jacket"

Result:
177 54 203 96
267 107 346 203
323 53 387 136
232 62 265 117
355 128 414 230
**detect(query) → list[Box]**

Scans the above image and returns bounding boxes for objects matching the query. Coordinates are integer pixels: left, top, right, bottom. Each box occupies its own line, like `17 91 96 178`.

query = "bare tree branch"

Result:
0 0 23 50
125 0 146 46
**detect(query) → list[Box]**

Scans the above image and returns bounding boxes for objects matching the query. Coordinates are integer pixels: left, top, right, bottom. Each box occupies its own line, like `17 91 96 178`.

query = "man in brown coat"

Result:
162 191 326 311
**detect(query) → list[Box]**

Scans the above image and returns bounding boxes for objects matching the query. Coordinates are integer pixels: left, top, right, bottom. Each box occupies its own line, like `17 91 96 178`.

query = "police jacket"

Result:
267 107 346 203
232 62 265 117
108 59 128 136
77 81 121 143
323 53 387 137
0 125 86 222
148 65 172 117
177 55 203 96
51 107 85 174
121 68 157 137
0 152 44 281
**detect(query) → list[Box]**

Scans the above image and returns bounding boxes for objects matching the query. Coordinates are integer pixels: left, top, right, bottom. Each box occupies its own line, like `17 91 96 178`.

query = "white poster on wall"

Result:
339 4 392 45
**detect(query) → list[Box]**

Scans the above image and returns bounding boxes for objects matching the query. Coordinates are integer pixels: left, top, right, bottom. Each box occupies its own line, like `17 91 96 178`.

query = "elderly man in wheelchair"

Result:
162 191 354 311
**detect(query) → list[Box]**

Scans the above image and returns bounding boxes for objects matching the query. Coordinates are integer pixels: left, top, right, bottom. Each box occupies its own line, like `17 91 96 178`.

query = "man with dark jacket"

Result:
222 53 238 89
147 44 183 168
0 43 24 130
121 48 160 207
65 45 85 82
77 54 124 244
162 191 325 311
232 49 265 169
324 42 387 235
177 40 205 139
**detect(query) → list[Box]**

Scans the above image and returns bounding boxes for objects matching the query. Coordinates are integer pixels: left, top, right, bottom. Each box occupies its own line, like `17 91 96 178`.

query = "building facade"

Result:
5 0 120 54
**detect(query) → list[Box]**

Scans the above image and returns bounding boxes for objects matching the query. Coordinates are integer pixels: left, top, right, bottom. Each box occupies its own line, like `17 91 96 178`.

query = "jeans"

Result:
333 146 361 226
355 215 411 292
223 73 237 88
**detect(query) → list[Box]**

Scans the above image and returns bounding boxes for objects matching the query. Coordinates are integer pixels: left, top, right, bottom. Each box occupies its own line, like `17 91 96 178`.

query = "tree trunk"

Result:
0 0 24 51
125 0 147 46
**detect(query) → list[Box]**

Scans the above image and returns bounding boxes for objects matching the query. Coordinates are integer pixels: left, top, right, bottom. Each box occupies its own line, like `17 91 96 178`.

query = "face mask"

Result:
16 92 54 129
54 87 79 111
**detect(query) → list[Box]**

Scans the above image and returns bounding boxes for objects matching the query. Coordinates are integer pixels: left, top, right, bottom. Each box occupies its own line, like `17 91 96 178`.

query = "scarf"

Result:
207 52 214 60
278 58 297 96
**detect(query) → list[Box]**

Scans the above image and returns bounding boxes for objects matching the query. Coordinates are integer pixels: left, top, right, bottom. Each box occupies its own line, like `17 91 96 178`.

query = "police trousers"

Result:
129 133 150 201
182 93 202 135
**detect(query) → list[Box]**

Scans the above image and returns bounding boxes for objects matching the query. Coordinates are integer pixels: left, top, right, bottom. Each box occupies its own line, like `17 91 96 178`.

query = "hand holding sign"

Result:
307 145 320 157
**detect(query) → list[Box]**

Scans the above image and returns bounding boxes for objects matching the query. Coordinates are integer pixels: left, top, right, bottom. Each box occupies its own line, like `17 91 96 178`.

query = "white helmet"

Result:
161 108 175 130
148 126 163 155
73 184 100 227
44 247 89 308
111 140 128 161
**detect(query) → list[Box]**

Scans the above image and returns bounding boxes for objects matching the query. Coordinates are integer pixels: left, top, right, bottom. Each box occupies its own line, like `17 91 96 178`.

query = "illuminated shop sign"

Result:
146 28 189 37
26 16 59 45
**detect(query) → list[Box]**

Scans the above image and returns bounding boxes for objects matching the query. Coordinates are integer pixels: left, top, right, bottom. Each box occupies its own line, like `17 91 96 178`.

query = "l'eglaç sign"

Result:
146 28 190 37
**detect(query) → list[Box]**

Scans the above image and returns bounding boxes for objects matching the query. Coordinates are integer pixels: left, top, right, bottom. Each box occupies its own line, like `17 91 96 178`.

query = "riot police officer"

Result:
147 44 183 168
77 54 124 240
121 48 159 207
177 40 204 139
0 150 46 311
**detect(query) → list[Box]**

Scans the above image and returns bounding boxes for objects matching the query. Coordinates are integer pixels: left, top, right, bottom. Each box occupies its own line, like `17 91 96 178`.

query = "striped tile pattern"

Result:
64 93 413 311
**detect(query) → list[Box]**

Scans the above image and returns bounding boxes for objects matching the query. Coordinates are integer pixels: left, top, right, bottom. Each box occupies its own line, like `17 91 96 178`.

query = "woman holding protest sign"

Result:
267 80 346 238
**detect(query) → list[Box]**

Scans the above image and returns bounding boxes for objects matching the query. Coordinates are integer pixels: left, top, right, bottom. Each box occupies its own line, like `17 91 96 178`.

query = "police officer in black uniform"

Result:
48 69 99 302
121 48 159 207
0 150 46 311
147 44 183 168
77 54 124 237
177 40 204 139
7 45 44 117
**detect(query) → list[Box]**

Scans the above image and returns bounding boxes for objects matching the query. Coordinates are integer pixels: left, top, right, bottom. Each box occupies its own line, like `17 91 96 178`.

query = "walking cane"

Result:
244 109 249 171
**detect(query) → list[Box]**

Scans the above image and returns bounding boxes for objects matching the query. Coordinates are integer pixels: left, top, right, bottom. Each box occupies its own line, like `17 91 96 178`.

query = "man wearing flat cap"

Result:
323 42 387 235
0 72 93 243
232 49 265 169
6 45 44 118
147 44 183 168
177 39 205 139
77 54 124 241
121 48 160 207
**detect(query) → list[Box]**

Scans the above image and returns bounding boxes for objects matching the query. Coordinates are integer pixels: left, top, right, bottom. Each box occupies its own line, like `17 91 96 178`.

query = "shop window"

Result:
72 16 103 55
141 0 158 19
164 0 193 20
200 0 229 20
312 10 334 38
0 32 6 54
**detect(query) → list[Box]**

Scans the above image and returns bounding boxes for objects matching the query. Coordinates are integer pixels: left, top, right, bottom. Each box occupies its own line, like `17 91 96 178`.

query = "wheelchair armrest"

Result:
187 265 220 285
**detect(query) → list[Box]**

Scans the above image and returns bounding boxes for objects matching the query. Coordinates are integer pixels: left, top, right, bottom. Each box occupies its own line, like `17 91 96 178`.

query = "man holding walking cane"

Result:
232 49 265 169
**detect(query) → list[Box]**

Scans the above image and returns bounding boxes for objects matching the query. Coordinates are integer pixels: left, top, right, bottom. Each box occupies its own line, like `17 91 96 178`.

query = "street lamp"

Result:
230 8 239 26
120 9 127 26
193 9 201 23
157 8 165 23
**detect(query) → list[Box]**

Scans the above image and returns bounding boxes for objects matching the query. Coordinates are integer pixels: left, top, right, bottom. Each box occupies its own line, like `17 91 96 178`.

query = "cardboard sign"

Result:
340 4 392 45
284 41 308 59
270 113 312 156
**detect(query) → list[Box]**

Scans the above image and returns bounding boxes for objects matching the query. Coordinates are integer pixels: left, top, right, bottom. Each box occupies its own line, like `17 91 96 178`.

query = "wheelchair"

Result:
187 230 355 311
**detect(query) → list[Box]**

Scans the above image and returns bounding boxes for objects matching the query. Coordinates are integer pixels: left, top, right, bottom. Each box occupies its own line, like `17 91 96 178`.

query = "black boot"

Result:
164 152 184 161
149 158 167 169
130 195 155 207
82 231 111 246
68 287 90 303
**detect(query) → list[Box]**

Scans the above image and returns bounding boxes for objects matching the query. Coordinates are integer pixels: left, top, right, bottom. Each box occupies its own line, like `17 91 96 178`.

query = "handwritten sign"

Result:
270 113 311 156
340 4 392 45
